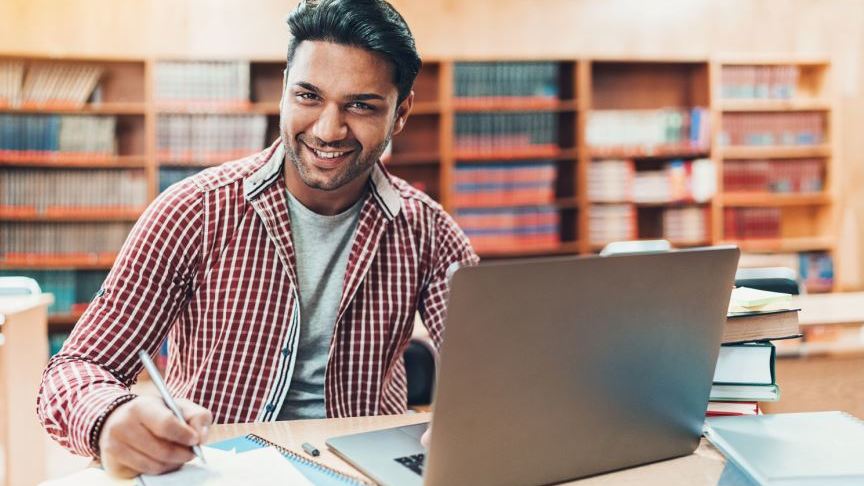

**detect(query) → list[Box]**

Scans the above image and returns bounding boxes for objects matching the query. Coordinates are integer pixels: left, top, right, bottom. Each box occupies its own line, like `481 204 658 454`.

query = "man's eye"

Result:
296 92 319 101
348 101 374 112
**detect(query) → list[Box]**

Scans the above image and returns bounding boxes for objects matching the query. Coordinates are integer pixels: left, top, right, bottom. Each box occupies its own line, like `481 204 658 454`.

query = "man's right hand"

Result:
98 395 213 478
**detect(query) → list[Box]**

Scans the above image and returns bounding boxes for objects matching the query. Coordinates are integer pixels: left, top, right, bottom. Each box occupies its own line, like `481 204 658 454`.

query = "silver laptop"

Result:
327 247 740 486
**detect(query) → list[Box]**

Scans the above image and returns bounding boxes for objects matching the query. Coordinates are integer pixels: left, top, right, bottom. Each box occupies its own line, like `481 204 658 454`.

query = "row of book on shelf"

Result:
453 62 560 103
719 112 825 147
157 114 268 164
0 168 148 211
0 114 117 156
453 112 559 156
0 60 102 107
723 207 783 239
155 61 251 105
586 108 710 151
587 204 709 246
0 222 133 258
719 65 802 100
723 159 824 193
588 158 715 204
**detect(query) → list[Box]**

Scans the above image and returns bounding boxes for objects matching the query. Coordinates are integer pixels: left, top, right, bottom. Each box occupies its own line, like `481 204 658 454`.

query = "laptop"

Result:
327 247 740 486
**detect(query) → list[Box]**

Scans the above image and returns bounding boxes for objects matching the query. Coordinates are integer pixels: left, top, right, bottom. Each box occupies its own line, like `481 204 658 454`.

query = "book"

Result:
710 383 780 402
706 401 759 417
209 434 368 485
723 308 801 344
729 287 792 312
713 342 775 386
705 411 864 485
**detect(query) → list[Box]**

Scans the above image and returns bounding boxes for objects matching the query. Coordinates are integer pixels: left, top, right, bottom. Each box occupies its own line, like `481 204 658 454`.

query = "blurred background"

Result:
1 0 864 483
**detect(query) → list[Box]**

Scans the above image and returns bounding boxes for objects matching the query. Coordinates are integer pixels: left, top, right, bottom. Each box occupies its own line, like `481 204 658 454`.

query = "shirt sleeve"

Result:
418 209 479 349
36 179 204 458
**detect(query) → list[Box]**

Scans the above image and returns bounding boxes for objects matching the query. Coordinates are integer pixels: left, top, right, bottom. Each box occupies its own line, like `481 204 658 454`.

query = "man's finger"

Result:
176 398 213 441
138 401 199 446
120 420 195 465
105 440 175 477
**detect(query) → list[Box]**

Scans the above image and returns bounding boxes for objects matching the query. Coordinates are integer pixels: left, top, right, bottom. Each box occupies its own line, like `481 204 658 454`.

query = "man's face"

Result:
280 40 411 192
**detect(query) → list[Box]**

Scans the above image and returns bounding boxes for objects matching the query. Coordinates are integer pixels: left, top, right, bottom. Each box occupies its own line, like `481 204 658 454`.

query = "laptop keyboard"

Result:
394 453 425 476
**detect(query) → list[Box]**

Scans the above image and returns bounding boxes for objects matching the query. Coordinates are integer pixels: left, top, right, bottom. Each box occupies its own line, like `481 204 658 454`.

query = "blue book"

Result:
209 434 366 485
705 411 864 485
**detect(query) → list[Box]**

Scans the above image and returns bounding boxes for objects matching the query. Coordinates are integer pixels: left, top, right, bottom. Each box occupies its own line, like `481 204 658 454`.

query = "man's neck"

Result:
283 160 371 216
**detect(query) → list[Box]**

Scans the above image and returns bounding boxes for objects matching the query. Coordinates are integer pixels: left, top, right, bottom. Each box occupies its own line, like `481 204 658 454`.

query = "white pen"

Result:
138 349 207 464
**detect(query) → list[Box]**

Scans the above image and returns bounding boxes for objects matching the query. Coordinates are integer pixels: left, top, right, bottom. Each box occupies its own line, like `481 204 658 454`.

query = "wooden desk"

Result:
0 294 52 486
207 414 729 485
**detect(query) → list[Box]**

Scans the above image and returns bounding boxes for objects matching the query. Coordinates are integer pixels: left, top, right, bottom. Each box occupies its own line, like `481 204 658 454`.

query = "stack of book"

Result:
454 205 560 254
157 114 268 165
14 62 102 107
663 207 709 245
724 158 824 193
708 287 802 416
588 204 635 245
453 162 556 207
586 107 710 152
0 168 148 213
453 62 560 106
723 207 781 239
154 61 250 107
453 112 559 157
720 112 825 146
0 114 117 158
720 65 800 100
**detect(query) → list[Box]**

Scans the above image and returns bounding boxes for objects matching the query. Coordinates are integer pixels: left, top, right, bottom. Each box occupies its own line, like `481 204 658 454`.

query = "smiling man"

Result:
37 0 477 478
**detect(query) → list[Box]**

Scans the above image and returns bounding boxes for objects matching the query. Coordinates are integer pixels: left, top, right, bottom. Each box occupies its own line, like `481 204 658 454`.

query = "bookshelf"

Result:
0 53 840 355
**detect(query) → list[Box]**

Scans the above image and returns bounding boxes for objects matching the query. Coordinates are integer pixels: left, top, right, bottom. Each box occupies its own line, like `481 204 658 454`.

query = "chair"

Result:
735 267 802 295
404 337 437 406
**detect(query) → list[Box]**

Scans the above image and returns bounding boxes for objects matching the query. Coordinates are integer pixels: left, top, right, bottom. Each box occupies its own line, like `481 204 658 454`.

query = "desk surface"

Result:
793 291 864 327
206 413 729 485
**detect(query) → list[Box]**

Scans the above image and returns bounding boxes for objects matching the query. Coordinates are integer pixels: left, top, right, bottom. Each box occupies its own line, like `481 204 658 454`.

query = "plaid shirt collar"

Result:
242 140 403 221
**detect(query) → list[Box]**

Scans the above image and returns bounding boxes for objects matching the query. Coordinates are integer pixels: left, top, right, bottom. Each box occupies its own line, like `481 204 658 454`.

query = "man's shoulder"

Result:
188 148 273 194
389 174 446 221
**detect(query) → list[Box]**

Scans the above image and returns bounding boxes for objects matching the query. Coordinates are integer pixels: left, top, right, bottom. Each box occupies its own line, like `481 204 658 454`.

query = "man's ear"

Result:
392 90 414 136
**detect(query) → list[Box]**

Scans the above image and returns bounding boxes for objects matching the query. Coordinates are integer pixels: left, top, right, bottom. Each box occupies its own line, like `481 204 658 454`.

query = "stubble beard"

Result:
285 133 391 192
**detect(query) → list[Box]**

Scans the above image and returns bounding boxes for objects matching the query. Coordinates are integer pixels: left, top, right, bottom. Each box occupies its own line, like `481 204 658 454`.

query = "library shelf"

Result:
0 254 118 270
588 146 709 160
721 236 834 253
718 145 831 159
477 240 582 259
453 147 576 161
385 151 440 166
0 207 145 222
452 98 578 112
1 102 148 115
717 99 832 112
722 193 832 207
0 155 148 168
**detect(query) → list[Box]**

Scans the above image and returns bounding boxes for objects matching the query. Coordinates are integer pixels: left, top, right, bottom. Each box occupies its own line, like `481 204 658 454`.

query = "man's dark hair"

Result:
286 0 422 104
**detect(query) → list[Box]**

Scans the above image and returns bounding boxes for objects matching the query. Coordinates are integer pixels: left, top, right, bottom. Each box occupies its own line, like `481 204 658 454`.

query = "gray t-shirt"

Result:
277 190 364 420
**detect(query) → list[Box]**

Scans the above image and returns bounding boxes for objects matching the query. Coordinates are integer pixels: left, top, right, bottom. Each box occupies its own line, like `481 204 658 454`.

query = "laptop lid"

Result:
423 247 739 486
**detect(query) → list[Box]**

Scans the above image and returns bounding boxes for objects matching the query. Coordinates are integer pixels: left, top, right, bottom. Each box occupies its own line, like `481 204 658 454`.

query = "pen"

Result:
302 442 320 457
138 349 207 464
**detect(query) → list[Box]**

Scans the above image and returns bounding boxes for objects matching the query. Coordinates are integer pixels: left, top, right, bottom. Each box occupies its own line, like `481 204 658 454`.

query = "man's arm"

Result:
418 210 479 349
36 179 205 459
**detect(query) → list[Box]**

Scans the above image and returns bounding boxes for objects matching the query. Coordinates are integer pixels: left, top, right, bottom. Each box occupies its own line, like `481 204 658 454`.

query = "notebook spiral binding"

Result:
245 433 370 485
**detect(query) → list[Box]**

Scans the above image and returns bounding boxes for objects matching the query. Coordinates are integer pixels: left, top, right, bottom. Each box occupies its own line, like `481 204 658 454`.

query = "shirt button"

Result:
266 403 275 412
281 347 290 357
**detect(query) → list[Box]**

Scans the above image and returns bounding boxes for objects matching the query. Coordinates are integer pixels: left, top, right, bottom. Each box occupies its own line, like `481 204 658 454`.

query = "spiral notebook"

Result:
209 434 369 486
705 411 864 485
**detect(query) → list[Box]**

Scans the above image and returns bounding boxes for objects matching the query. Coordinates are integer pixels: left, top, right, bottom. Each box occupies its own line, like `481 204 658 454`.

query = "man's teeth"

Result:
313 148 349 159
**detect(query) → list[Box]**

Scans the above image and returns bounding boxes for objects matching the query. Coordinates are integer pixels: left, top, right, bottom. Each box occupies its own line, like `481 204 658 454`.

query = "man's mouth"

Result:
302 142 355 167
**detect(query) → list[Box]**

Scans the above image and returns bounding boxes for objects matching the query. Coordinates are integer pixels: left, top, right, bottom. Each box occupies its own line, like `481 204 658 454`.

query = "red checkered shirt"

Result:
37 140 478 457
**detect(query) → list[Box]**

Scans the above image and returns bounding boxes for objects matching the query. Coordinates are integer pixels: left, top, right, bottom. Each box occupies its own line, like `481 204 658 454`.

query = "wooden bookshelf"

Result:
0 207 145 221
0 53 840 327
0 254 118 270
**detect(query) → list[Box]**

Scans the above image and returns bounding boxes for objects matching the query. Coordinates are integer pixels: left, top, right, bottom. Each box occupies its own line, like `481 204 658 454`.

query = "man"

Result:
37 0 476 477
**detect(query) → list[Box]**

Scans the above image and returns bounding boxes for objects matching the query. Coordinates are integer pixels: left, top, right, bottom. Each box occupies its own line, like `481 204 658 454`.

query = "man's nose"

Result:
311 103 348 143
